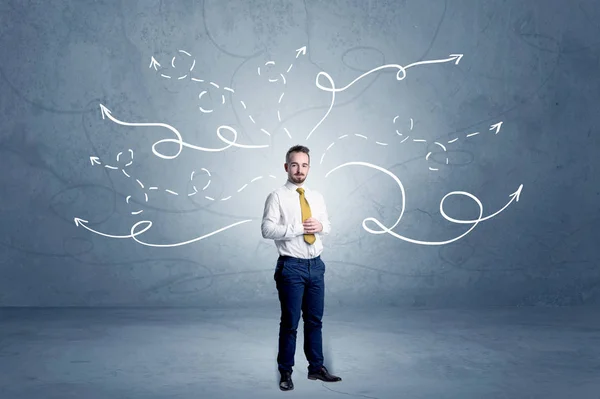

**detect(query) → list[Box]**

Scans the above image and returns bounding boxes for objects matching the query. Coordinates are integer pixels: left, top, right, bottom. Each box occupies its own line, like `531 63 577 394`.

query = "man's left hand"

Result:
303 217 322 234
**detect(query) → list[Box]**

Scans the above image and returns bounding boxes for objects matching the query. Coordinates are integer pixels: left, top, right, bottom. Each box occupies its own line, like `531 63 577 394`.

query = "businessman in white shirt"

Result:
261 145 342 391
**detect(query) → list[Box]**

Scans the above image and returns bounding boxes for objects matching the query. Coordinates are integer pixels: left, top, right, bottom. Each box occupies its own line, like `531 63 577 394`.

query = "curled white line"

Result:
426 152 432 160
413 139 426 143
268 78 279 83
240 100 247 109
116 151 122 161
221 196 232 201
224 87 234 93
448 138 459 144
327 142 335 151
191 78 204 82
278 93 285 103
126 195 131 203
280 73 287 84
125 161 133 167
251 176 263 182
434 142 447 151
190 171 195 180
339 134 348 139
209 82 219 88
202 180 211 190
171 56 176 68
149 187 158 190
105 165 118 170
249 115 256 124
277 110 281 122
375 141 388 146
393 115 399 124
205 196 215 201
401 136 409 143
178 75 187 80
189 59 195 71
161 74 171 79
466 132 480 137
396 130 402 136
144 193 148 202
179 49 191 56
188 192 197 197
165 189 178 196
261 129 271 136
201 168 211 176
286 64 293 73
237 184 248 192
122 169 130 178
284 128 292 138
355 134 367 139
131 210 144 215
410 118 414 130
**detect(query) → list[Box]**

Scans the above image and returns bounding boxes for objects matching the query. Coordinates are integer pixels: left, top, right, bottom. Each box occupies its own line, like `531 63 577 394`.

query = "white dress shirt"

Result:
261 180 331 259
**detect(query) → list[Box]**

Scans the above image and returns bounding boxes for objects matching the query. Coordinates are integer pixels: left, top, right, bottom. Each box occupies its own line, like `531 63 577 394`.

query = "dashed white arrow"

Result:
149 56 161 71
490 121 504 134
295 46 307 58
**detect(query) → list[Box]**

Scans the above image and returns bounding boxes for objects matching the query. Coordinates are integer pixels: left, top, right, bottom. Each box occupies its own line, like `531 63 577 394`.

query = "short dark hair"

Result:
285 145 310 164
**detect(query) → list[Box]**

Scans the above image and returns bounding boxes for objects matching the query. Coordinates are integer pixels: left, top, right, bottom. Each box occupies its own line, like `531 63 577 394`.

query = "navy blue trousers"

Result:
274 255 325 374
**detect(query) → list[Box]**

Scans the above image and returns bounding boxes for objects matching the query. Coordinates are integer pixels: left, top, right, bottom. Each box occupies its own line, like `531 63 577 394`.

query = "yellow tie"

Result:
296 187 316 244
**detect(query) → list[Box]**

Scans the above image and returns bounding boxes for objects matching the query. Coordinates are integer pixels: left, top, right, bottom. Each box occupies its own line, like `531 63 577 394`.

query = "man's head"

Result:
284 145 310 186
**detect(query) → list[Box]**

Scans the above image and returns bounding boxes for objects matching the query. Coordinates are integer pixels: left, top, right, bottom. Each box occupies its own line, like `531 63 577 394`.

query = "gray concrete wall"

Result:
1 0 598 307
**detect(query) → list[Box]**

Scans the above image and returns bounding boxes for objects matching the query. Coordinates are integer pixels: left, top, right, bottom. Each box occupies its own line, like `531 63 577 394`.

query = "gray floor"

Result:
1 305 599 399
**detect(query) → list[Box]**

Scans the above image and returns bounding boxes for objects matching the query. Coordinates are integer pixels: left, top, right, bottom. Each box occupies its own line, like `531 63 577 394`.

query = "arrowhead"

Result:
73 217 89 227
89 156 100 165
449 53 463 64
99 104 111 120
489 121 503 134
509 184 524 202
149 56 161 70
295 46 307 58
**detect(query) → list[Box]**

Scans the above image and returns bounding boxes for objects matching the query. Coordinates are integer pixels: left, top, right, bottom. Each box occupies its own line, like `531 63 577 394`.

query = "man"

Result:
261 145 342 391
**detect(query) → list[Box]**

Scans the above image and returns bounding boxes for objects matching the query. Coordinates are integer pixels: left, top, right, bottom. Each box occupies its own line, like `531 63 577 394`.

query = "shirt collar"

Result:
285 180 307 192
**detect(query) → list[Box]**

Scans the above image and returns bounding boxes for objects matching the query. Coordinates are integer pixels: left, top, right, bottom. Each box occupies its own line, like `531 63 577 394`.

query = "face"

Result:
284 151 310 185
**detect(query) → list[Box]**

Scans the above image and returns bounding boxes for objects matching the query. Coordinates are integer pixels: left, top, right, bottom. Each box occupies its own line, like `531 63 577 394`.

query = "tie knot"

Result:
296 188 304 195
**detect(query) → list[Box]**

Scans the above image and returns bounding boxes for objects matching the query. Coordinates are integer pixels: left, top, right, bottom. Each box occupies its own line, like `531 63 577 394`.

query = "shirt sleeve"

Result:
317 193 331 236
261 192 304 240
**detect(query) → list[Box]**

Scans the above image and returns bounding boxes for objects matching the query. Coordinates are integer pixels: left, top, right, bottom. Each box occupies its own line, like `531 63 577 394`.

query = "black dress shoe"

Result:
279 370 294 391
307 366 342 382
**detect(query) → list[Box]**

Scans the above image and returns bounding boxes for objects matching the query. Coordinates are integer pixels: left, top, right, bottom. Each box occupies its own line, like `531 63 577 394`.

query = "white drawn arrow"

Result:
149 56 161 71
490 121 503 134
325 161 522 246
99 104 267 160
445 184 523 224
74 217 252 247
307 54 463 140
295 46 307 58
316 53 463 94
89 156 101 165
73 218 145 239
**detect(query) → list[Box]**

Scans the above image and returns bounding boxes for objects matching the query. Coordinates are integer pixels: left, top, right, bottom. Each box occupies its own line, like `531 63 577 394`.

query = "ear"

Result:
284 163 288 172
